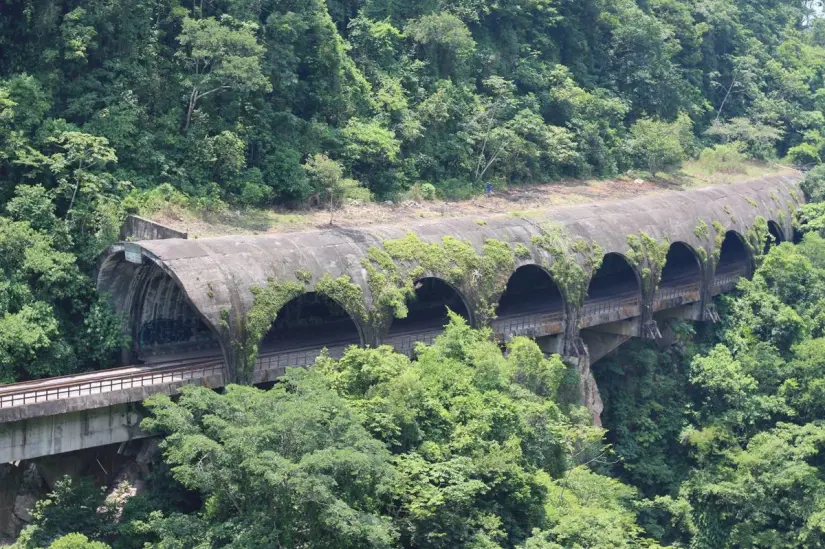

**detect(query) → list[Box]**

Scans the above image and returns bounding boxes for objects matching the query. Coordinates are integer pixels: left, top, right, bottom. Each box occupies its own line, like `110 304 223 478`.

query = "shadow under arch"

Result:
717 230 752 277
584 252 642 305
387 277 471 337
259 292 363 354
496 264 563 318
96 250 220 364
660 241 702 288
766 220 784 253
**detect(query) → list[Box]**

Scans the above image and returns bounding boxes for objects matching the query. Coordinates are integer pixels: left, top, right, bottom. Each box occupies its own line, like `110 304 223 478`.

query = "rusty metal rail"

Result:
0 359 226 409
493 310 564 334
656 283 700 303
714 271 744 288
581 296 640 318
0 285 723 411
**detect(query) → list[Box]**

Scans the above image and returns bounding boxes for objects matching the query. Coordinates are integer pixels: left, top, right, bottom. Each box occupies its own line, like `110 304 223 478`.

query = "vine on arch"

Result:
361 233 518 330
744 216 770 266
712 221 726 264
237 278 306 383
532 224 603 310
626 233 669 294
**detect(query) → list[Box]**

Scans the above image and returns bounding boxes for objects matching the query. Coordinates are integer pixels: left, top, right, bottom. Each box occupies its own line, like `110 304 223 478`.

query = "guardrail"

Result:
581 296 640 318
714 272 743 288
0 360 226 409
385 330 442 356
493 311 564 334
655 283 700 304
255 345 351 371
0 282 735 411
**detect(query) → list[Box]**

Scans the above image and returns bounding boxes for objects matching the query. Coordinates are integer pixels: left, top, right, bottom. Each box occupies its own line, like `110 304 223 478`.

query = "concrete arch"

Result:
718 230 753 277
97 174 802 364
496 264 563 319
387 276 473 336
586 252 642 303
767 220 784 249
660 241 703 288
96 249 222 363
260 291 364 353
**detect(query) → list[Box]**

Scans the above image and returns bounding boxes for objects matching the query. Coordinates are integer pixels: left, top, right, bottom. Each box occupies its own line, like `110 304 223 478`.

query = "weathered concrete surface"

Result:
0 404 148 463
120 215 188 241
98 175 801 365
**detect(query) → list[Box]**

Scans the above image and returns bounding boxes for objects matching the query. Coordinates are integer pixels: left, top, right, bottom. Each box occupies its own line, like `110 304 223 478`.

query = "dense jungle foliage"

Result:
8 0 825 547
15 198 825 548
2 0 825 384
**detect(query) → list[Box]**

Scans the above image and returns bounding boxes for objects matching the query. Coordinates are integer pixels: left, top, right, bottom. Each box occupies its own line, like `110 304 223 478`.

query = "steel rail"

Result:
0 288 708 410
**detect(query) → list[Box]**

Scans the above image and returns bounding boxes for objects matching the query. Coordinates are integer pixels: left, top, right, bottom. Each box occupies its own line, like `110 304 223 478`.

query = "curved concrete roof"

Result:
98 173 802 347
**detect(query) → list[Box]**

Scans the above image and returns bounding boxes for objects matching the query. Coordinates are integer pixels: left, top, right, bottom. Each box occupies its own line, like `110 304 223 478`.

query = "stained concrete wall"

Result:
98 174 802 370
120 215 188 241
0 404 148 463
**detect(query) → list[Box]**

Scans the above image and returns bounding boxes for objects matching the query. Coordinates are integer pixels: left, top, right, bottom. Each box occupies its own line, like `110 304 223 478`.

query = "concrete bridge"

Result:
0 174 803 463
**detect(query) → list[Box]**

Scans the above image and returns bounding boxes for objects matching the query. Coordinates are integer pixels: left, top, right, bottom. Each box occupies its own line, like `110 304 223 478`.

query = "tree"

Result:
140 376 398 548
176 16 271 132
302 154 369 224
627 115 692 175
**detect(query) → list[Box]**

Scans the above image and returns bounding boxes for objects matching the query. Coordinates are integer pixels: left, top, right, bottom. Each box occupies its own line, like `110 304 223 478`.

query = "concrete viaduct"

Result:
0 174 804 463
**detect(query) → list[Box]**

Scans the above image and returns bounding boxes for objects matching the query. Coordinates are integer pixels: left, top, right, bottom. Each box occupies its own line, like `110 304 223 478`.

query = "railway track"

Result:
0 276 735 411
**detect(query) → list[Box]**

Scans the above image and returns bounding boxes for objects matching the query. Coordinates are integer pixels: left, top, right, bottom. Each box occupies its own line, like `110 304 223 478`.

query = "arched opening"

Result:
388 277 470 336
496 265 563 318
585 253 641 305
260 292 362 353
717 231 751 276
660 242 702 289
765 221 784 253
130 262 218 362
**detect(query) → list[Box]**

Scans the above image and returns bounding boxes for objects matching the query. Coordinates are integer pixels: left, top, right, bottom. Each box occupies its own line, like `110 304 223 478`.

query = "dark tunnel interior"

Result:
660 242 701 288
388 277 470 334
496 265 563 318
717 231 750 275
765 221 783 253
260 292 361 352
585 253 640 303
134 264 216 359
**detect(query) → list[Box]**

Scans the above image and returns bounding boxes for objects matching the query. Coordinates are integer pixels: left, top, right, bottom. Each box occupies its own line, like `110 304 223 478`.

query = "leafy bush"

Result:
789 142 821 167
697 142 748 174
801 164 825 202
628 115 693 175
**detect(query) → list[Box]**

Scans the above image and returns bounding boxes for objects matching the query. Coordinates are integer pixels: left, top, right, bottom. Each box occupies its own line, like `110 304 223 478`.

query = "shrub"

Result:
789 143 822 168
628 114 692 175
697 142 747 174
802 164 825 203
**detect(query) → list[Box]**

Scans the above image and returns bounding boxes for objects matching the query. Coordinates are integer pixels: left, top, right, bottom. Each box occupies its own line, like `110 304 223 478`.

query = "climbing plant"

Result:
694 220 710 241
314 273 369 326
362 247 415 336
377 233 517 325
626 233 670 294
237 278 306 383
744 216 770 265
532 224 603 309
712 221 726 264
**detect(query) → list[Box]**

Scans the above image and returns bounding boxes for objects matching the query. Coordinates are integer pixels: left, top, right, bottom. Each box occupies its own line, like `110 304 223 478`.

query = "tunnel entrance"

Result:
765 221 783 253
260 293 361 353
388 277 470 336
585 253 640 304
132 263 218 361
496 265 563 318
660 242 701 288
717 231 751 276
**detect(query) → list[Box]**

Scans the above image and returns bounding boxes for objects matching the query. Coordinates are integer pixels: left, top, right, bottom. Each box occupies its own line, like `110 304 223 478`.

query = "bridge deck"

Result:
0 275 735 412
